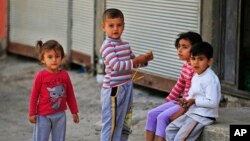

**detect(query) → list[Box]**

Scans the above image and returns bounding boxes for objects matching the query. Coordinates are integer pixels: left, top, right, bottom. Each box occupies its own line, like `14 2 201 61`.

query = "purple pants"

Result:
145 101 180 138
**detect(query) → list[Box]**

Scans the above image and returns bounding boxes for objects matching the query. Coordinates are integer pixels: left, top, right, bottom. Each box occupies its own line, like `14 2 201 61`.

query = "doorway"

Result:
239 0 250 91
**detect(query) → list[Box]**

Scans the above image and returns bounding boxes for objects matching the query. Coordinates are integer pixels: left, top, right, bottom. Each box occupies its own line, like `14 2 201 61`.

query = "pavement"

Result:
0 54 165 141
1 54 250 141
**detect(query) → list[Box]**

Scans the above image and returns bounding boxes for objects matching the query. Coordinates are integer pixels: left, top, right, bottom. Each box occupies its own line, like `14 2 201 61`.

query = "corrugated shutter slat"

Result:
72 0 94 60
9 0 69 53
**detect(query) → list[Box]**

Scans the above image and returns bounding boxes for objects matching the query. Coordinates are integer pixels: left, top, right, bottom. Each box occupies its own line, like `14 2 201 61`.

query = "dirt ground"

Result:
0 54 166 141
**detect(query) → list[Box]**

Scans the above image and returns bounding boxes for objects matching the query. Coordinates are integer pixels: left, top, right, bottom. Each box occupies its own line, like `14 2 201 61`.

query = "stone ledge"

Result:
199 107 250 141
95 107 250 141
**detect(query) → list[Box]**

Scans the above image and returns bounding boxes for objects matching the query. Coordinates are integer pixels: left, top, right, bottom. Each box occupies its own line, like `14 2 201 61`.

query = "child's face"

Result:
102 18 124 39
190 55 213 74
177 39 192 61
41 49 63 73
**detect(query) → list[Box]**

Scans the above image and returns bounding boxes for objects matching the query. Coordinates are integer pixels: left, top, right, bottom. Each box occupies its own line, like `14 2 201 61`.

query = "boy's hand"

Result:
144 51 154 61
174 98 185 105
185 99 195 107
175 98 189 110
72 113 80 123
29 115 36 124
132 51 154 66
133 55 147 66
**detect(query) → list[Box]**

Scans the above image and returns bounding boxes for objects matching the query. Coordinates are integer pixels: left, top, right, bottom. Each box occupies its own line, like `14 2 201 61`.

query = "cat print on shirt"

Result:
47 85 65 110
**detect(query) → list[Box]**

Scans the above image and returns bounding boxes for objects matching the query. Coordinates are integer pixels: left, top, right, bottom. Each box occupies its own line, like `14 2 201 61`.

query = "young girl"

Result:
145 32 202 141
28 40 79 141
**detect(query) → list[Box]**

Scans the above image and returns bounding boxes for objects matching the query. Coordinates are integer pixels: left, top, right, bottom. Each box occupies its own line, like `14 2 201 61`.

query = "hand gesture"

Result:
144 51 154 61
175 98 188 110
29 115 36 124
185 98 195 107
175 98 185 106
72 113 80 123
133 51 154 66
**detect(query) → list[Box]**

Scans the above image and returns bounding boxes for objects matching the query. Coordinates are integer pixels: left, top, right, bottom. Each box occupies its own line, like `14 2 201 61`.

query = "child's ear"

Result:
101 23 105 32
208 58 213 66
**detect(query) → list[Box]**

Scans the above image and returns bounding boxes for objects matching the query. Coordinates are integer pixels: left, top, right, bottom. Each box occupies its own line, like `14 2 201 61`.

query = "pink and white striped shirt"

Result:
100 38 136 88
166 61 194 101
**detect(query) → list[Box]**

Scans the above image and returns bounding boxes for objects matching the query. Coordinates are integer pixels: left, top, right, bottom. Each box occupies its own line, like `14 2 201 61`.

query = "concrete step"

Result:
95 107 250 140
199 107 250 141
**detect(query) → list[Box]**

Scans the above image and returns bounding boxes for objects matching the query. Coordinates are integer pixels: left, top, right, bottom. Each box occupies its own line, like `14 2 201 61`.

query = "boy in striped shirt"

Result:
100 8 153 141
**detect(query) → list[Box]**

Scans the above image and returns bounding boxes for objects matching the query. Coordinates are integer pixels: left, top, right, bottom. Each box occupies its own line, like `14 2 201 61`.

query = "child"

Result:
145 31 202 141
100 8 153 141
28 40 79 141
165 42 221 141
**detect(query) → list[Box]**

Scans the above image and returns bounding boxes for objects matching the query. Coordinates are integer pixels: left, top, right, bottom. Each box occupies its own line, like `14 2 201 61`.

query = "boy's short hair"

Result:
191 42 213 59
175 31 202 49
103 8 124 22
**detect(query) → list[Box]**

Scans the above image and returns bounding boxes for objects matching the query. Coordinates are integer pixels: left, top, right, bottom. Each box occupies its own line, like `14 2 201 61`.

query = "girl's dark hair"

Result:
175 31 203 49
36 40 64 63
191 42 213 59
103 8 124 22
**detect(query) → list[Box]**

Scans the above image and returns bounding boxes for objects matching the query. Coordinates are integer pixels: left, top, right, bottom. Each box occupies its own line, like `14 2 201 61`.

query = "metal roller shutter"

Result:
106 0 200 79
9 0 69 53
72 0 94 61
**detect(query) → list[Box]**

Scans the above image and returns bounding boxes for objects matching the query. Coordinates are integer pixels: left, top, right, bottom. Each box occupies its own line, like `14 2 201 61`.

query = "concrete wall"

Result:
94 0 105 58
201 0 250 104
200 0 223 75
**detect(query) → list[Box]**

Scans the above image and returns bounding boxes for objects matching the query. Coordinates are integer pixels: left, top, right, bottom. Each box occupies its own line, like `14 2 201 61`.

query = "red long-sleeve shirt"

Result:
166 62 194 101
29 69 79 116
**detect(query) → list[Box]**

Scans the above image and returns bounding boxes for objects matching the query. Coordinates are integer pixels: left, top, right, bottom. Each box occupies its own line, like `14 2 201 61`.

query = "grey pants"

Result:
165 114 204 141
100 81 133 141
33 111 66 141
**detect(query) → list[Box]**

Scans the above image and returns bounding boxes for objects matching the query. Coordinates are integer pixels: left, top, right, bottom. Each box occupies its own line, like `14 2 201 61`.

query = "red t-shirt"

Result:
29 69 78 116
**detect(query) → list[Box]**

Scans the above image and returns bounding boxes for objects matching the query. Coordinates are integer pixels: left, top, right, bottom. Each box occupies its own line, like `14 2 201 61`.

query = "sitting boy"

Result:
165 42 221 141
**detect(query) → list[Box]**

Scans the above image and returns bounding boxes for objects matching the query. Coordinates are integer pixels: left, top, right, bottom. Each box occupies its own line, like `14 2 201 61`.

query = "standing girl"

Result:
145 32 202 141
28 40 79 141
